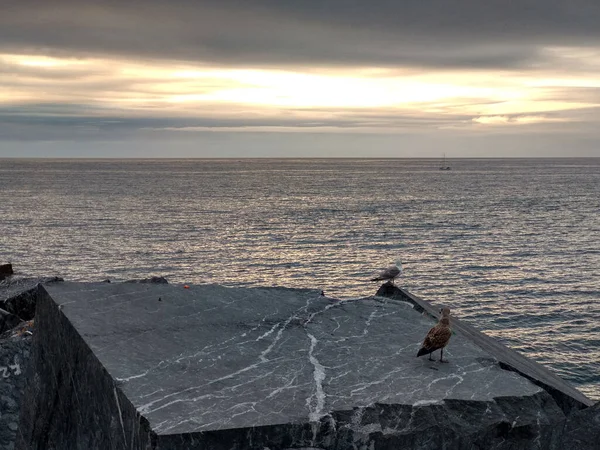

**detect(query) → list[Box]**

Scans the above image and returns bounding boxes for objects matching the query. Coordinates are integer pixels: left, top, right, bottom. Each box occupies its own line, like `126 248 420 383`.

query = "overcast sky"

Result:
1 0 600 157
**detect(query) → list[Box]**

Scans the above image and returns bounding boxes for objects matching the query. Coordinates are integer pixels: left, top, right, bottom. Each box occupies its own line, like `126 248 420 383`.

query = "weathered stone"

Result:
0 264 13 281
559 402 600 447
0 277 64 320
0 309 21 335
124 276 168 284
3 290 37 321
18 282 592 449
0 335 31 450
16 284 153 450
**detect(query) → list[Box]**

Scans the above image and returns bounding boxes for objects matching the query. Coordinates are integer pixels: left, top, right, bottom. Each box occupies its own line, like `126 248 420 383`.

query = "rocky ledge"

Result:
1 274 64 450
0 335 31 450
14 282 599 449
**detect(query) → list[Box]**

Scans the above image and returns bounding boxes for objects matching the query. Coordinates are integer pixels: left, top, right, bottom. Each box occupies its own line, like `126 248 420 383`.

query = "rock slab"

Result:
16 282 594 449
0 336 31 450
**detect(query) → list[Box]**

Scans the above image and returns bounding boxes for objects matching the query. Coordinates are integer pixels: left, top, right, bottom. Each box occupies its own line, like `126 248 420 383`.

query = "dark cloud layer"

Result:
2 0 600 69
0 102 474 141
2 100 599 144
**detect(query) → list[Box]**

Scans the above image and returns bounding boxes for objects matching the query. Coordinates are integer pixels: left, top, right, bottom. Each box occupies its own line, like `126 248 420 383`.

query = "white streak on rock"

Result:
259 313 297 362
256 321 281 341
306 332 327 422
115 370 150 383
113 386 127 445
362 311 379 335
413 399 443 407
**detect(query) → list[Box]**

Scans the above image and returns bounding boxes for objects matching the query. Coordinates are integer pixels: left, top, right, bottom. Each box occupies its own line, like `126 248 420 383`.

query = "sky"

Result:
1 0 600 157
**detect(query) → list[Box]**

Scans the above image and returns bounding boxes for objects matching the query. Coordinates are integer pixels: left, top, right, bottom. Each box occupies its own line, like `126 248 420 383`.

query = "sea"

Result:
1 157 598 400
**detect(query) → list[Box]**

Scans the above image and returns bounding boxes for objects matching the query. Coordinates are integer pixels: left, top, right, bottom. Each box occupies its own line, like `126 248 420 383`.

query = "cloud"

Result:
1 1 599 70
0 100 473 142
472 114 571 126
2 48 600 143
1 1 600 156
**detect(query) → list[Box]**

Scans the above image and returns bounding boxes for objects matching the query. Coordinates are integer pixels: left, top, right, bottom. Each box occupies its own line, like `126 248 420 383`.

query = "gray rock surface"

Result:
0 277 63 320
17 282 593 449
0 309 21 335
559 401 600 447
0 335 31 450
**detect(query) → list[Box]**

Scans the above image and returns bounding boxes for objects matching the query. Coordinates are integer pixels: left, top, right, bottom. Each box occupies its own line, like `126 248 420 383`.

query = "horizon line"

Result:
1 156 599 160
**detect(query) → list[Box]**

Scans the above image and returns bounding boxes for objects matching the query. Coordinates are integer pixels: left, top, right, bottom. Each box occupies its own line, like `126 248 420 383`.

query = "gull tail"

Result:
416 347 430 357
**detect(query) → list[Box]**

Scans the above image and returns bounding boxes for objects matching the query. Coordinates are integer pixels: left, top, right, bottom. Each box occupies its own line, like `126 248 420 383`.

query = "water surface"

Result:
1 158 598 399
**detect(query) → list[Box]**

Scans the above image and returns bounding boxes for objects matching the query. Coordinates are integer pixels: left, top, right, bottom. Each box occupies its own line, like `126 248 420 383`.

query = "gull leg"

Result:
439 348 448 363
428 352 434 361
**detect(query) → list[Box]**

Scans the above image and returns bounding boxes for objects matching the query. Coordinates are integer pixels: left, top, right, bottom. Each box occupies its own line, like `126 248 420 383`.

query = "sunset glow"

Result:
3 51 599 130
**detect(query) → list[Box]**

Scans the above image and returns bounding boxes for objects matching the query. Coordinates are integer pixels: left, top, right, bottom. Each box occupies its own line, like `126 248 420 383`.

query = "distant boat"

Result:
439 153 451 170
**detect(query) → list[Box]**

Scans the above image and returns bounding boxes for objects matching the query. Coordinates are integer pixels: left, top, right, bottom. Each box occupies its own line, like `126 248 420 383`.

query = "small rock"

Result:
42 277 64 283
3 290 37 321
0 309 21 335
0 263 13 281
125 276 169 284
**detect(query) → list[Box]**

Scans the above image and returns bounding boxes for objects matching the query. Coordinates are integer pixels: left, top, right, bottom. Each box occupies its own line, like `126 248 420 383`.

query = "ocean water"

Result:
1 158 599 400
